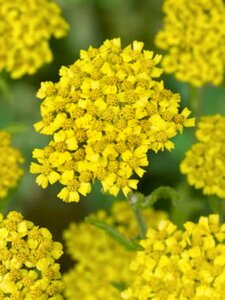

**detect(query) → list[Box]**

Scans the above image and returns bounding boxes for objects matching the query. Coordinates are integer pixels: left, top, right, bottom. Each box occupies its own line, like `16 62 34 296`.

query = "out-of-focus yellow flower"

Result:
0 211 64 299
122 214 225 300
63 201 168 300
0 0 69 78
181 115 225 198
0 130 24 199
155 0 225 87
31 38 194 202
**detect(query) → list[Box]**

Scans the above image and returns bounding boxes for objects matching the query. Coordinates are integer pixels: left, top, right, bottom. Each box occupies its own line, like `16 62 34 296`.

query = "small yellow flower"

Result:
155 0 225 87
63 201 168 300
31 38 194 202
0 0 69 78
122 214 225 300
181 114 225 199
0 131 24 199
0 211 64 298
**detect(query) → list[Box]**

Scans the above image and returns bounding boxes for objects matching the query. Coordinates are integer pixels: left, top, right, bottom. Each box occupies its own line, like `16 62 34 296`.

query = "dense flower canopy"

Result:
30 38 194 202
0 130 24 199
0 211 64 299
180 115 225 199
63 201 168 300
0 0 68 78
155 0 225 87
122 214 225 300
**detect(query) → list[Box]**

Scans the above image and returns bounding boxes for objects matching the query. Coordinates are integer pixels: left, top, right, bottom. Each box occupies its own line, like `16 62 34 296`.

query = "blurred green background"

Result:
1 0 225 270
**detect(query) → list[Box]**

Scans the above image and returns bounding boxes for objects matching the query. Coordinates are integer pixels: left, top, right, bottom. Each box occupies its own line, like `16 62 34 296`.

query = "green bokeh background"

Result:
1 0 225 270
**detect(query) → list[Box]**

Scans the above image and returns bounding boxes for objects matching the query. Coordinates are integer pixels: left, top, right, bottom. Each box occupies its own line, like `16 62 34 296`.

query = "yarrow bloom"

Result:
0 0 69 78
180 115 225 199
0 211 64 299
63 201 167 300
155 0 225 87
30 38 194 202
122 214 225 300
0 130 24 199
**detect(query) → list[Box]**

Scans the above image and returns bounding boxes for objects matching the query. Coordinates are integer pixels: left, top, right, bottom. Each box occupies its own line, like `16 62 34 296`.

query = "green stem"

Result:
127 193 147 239
132 207 147 239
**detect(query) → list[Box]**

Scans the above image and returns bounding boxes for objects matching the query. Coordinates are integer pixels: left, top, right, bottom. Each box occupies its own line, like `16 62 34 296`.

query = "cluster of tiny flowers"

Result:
180 115 225 199
122 214 225 300
155 0 225 87
63 201 167 300
0 131 24 199
30 38 194 202
0 0 68 78
0 211 64 299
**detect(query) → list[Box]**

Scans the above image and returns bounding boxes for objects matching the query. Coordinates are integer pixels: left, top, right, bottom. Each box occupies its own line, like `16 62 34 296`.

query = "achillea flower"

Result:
30 38 194 202
155 0 225 87
0 211 64 299
0 131 24 199
0 0 68 78
122 214 225 300
180 115 225 198
63 201 167 300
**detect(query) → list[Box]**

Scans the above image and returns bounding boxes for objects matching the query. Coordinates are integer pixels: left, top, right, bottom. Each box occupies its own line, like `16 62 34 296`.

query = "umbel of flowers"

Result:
122 214 225 299
0 130 24 199
30 38 194 202
0 0 68 78
181 114 225 199
155 0 225 87
63 201 168 300
0 211 64 299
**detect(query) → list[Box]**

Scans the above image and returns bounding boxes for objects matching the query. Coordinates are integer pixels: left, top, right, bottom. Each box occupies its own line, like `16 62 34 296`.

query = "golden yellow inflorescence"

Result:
0 130 24 199
30 38 194 202
0 0 69 78
122 214 225 299
180 115 225 199
63 201 168 300
155 0 225 87
0 211 64 299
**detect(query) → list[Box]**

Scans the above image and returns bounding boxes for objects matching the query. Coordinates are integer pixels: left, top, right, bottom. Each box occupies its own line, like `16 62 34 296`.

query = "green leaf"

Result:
85 216 143 251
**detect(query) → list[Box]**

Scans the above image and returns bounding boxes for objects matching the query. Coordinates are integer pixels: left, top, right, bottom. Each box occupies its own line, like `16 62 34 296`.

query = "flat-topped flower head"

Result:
63 201 168 300
155 0 225 87
181 115 225 198
0 0 69 78
0 130 24 199
122 214 225 299
0 211 64 299
31 38 194 202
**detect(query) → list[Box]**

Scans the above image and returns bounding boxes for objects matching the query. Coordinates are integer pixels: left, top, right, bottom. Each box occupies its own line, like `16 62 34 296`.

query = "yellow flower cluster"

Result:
30 38 194 202
155 0 225 87
63 201 167 300
0 130 24 199
0 211 64 299
0 0 68 78
122 214 225 300
180 115 225 199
